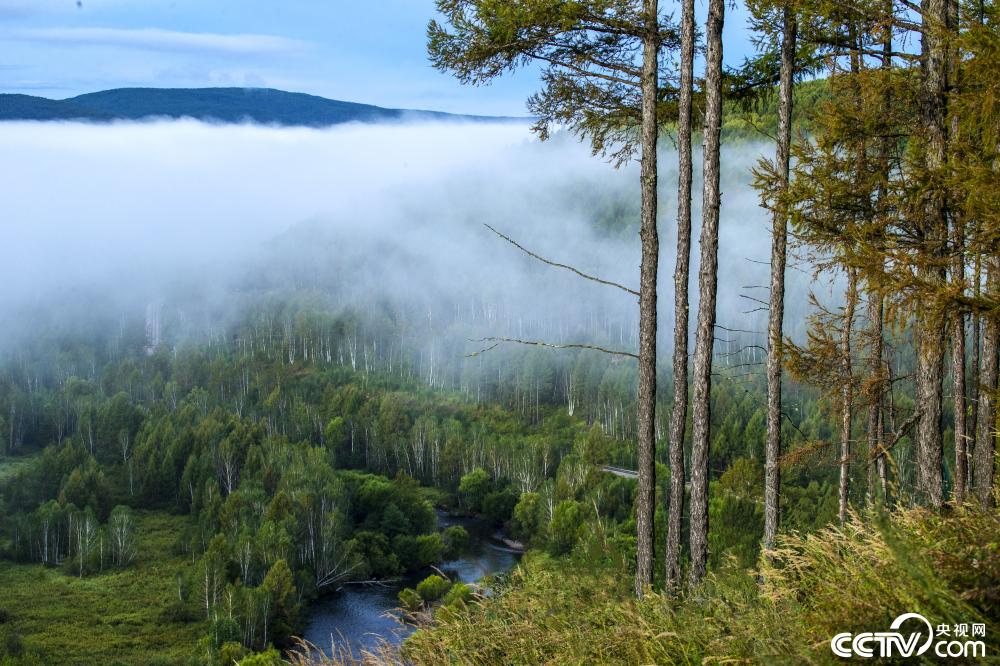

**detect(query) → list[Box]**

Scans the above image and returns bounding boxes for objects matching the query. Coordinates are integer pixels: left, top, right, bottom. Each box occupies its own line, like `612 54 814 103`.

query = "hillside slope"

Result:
0 87 517 126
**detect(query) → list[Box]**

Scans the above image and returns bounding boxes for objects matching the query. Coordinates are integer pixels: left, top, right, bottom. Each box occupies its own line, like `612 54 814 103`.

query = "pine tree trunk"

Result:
970 255 982 485
869 2 892 505
665 0 695 593
948 0 966 507
866 293 886 503
764 6 796 554
952 239 967 506
839 270 858 523
634 0 660 598
974 258 998 508
915 0 949 508
688 0 725 588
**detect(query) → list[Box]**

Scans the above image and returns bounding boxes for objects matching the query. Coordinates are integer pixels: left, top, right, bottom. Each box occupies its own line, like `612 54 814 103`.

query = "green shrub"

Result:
218 641 248 664
415 533 444 566
238 647 284 665
548 500 583 555
398 587 422 611
511 493 541 542
441 582 473 608
415 574 451 602
482 489 517 524
158 599 199 624
458 469 491 512
1 631 23 657
441 525 470 559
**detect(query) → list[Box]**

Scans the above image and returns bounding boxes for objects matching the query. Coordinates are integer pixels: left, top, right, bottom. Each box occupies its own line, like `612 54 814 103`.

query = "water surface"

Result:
302 512 521 658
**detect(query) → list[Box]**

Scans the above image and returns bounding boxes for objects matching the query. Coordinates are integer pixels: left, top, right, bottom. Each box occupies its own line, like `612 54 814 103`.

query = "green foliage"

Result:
0 512 203 665
237 647 284 665
482 489 517 524
262 559 300 647
159 599 199 624
398 587 423 612
440 525 470 559
347 531 401 580
578 424 611 466
458 468 491 513
218 641 248 665
403 507 1000 664
548 500 584 555
0 275 921 662
415 574 452 603
511 493 541 542
722 78 831 141
393 533 444 570
441 582 473 608
379 503 411 536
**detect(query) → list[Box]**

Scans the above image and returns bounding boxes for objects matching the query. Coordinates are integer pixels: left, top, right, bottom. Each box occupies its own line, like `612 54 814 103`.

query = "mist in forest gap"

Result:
0 119 826 358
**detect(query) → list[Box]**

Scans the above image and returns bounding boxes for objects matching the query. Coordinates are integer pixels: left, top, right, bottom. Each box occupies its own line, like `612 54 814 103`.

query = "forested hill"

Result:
0 87 520 126
0 80 831 130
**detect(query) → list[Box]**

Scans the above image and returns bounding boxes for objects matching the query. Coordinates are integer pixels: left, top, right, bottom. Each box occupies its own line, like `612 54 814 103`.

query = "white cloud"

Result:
9 26 309 55
0 119 816 356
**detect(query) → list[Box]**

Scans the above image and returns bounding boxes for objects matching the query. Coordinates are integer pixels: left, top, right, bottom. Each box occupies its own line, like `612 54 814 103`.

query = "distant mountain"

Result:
0 87 521 126
0 93 115 121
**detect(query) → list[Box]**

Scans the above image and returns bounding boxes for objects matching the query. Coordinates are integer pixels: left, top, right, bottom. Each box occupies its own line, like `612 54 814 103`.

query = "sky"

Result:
0 0 757 116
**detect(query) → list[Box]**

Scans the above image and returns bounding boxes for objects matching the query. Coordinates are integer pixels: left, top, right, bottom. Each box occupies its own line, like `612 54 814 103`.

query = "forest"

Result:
0 0 998 664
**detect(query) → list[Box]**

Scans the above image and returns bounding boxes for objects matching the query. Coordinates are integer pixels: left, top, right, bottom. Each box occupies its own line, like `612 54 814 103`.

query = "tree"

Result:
743 0 800 555
261 559 299 647
949 18 1000 508
688 0 727 587
913 0 952 509
866 291 888 503
549 499 584 554
666 0 696 592
199 534 228 620
975 259 998 507
70 506 99 577
633 0 661 598
428 0 674 596
458 467 491 512
838 270 858 524
107 505 136 567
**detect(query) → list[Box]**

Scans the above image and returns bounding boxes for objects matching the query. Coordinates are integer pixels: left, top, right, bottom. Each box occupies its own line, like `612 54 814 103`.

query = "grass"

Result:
391 506 1000 665
0 511 204 666
0 455 34 485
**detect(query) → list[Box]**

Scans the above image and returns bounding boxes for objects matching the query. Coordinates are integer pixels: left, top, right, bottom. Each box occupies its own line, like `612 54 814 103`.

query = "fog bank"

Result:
0 119 826 359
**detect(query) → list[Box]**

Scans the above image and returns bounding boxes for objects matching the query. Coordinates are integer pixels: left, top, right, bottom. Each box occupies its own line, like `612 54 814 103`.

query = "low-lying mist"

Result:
1 118 827 366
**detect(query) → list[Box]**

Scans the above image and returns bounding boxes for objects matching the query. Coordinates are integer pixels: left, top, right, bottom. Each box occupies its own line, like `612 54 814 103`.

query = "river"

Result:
301 511 522 659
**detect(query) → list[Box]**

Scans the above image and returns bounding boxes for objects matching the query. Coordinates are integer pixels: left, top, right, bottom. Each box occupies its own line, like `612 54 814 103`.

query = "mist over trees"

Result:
0 0 998 662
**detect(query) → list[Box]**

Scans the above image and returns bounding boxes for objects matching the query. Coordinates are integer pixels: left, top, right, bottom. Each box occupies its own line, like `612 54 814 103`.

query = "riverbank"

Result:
300 511 521 659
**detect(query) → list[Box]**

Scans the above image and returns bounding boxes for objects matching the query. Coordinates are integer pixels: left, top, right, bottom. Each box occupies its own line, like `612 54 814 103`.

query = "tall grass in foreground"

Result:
293 506 1000 665
286 638 404 666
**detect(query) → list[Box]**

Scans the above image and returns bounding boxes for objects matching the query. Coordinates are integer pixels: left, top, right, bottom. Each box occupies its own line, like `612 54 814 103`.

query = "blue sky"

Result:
0 0 755 116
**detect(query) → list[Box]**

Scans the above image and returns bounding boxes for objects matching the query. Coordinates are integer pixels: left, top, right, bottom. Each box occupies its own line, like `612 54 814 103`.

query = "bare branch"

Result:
868 409 922 462
715 324 764 334
717 345 767 357
739 294 770 306
484 224 639 297
467 336 638 359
